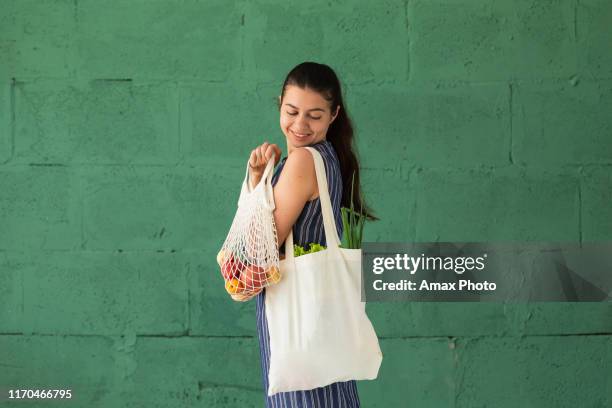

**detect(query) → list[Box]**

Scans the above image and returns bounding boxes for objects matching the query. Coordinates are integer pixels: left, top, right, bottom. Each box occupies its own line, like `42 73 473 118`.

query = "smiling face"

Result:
279 85 339 154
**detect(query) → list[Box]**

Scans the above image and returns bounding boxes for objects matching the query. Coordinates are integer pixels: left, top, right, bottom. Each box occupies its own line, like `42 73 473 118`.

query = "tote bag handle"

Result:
283 147 342 261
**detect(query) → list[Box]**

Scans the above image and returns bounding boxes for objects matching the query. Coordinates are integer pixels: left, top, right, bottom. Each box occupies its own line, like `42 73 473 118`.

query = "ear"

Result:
330 105 340 123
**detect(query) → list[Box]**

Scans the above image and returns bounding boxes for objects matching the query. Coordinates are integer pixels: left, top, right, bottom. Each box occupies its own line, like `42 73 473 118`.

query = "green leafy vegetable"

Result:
293 242 327 257
308 243 326 253
293 244 306 257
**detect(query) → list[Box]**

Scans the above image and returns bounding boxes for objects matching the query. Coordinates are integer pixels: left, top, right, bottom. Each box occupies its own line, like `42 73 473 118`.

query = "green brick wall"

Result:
1 0 611 407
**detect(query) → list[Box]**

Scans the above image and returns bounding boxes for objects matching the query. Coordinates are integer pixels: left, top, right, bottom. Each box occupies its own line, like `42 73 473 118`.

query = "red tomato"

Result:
240 264 266 291
221 254 247 281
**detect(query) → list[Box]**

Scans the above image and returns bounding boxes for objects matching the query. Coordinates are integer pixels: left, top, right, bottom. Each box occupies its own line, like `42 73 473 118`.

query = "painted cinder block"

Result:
1 0 78 78
454 335 612 407
0 251 23 333
131 336 263 407
360 167 417 242
359 337 455 408
582 167 612 241
369 302 513 338
81 165 239 251
414 167 579 241
577 0 612 79
244 0 408 84
14 79 179 165
188 250 259 337
518 303 612 335
408 0 576 81
179 82 279 168
369 295 612 338
0 334 118 405
0 166 81 250
19 250 188 336
76 0 242 81
0 80 11 164
512 80 612 166
349 83 510 168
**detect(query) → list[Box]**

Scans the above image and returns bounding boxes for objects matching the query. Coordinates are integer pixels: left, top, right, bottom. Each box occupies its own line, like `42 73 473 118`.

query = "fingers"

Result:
264 144 276 162
260 142 269 163
250 142 281 170
261 143 272 166
272 144 282 164
263 143 281 164
251 143 265 166
249 149 257 168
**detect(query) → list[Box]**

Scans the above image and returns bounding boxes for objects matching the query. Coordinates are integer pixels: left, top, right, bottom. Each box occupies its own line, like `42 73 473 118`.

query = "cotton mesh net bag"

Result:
217 158 281 302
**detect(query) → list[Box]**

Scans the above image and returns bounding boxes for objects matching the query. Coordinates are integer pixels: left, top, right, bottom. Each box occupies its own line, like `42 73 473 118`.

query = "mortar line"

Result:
186 262 192 335
79 163 86 250
177 82 182 163
10 78 16 164
578 179 582 247
13 163 612 170
509 82 514 165
574 0 578 41
410 166 418 241
452 339 459 408
404 0 411 83
3 332 609 339
237 1 247 86
21 257 25 319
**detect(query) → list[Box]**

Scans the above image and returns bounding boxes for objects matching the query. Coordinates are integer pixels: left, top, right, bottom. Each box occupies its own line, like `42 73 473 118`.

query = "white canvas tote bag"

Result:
264 146 383 396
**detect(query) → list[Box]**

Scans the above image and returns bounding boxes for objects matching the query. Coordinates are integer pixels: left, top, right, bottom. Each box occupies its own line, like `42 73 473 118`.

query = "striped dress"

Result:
255 139 361 407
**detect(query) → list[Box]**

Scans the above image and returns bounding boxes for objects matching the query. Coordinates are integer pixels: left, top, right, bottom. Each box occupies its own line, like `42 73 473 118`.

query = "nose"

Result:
295 114 310 130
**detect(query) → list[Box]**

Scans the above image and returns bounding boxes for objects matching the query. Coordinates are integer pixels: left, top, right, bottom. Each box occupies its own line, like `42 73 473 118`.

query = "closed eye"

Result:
287 112 321 120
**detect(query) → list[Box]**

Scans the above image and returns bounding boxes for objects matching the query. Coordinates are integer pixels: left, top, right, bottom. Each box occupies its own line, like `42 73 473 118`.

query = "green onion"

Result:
339 171 367 249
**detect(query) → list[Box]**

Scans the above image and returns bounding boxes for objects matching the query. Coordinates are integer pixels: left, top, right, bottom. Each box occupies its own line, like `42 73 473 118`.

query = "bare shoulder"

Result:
278 147 317 199
283 147 315 175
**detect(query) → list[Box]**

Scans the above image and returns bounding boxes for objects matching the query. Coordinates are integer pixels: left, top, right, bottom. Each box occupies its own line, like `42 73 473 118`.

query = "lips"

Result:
292 130 311 138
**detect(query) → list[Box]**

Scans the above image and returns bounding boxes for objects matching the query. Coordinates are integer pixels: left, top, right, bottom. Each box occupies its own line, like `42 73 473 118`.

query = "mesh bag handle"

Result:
241 157 276 210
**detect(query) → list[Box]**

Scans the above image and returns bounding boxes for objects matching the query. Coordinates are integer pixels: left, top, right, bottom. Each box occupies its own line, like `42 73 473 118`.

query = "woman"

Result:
247 62 378 408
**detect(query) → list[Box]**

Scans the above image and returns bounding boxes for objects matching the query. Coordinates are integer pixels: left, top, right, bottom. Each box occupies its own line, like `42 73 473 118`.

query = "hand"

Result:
249 142 282 177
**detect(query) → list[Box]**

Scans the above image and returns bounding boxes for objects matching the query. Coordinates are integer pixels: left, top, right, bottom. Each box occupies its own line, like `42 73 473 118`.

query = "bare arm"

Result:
269 148 317 251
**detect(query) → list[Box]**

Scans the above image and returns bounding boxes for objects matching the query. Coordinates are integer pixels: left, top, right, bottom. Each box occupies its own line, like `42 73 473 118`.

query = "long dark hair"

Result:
277 62 380 222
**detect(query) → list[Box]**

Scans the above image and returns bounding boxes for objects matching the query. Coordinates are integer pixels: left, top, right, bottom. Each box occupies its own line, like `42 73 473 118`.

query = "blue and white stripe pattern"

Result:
255 139 361 407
